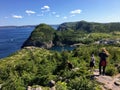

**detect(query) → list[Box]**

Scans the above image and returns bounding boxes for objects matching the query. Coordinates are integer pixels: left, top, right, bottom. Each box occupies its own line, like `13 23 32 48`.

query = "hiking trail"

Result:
93 69 120 90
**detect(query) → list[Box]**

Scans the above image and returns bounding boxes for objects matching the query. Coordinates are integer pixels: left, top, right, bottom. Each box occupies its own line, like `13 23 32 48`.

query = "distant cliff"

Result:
22 21 120 48
22 24 55 48
57 21 120 32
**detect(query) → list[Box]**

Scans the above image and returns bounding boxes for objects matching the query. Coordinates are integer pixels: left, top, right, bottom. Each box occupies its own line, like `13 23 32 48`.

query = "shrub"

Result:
106 65 118 76
68 76 97 90
56 81 67 90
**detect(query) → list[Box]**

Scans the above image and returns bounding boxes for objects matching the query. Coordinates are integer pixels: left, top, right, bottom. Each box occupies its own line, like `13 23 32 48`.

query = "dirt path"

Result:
93 69 120 90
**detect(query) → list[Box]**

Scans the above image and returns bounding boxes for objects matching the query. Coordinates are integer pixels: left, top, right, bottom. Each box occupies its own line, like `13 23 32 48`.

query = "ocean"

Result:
0 27 34 59
0 26 75 59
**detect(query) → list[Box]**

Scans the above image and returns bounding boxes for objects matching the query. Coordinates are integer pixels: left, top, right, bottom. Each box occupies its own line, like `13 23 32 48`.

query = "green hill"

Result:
57 21 120 33
22 21 120 48
0 45 120 90
22 24 55 48
0 21 120 90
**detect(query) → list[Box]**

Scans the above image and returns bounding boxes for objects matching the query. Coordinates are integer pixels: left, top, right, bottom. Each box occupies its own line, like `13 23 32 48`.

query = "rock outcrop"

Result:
27 86 42 90
49 80 56 90
94 69 120 90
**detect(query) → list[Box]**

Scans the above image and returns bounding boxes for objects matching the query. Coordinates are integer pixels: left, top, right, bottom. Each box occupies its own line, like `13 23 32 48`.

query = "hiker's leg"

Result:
103 66 106 75
99 65 102 75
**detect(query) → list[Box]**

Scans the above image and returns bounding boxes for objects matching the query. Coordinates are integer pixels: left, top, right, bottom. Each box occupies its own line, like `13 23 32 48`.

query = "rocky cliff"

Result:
22 24 55 49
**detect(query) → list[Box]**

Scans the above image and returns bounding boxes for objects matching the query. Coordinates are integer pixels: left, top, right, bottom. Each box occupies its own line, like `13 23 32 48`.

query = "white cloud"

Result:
41 5 50 12
25 10 36 15
12 15 23 19
41 5 50 9
70 9 82 14
63 16 67 19
56 15 60 18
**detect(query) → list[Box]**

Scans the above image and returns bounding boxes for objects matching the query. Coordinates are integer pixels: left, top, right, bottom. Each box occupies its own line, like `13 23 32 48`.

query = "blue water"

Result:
0 27 34 59
0 26 75 59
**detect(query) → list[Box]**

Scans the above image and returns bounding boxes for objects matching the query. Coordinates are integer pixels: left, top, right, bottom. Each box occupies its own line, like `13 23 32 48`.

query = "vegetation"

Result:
22 24 55 48
55 21 120 45
0 44 120 90
0 21 120 89
22 21 120 48
57 21 120 33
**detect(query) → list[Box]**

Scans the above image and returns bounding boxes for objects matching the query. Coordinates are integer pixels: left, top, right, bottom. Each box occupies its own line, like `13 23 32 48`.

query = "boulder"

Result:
114 78 120 86
49 80 56 90
27 86 42 90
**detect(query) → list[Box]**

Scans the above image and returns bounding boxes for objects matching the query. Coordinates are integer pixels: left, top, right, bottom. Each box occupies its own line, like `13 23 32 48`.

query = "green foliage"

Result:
106 65 118 76
88 33 111 41
58 21 120 33
68 76 97 90
0 44 120 89
56 81 67 90
22 22 120 48
22 24 55 48
33 24 55 41
1 21 120 90
117 65 120 73
0 47 57 89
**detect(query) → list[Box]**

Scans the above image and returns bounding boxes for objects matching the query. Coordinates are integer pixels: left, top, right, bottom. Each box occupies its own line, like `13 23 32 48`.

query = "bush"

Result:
56 81 67 90
106 65 118 76
68 76 97 90
117 65 120 73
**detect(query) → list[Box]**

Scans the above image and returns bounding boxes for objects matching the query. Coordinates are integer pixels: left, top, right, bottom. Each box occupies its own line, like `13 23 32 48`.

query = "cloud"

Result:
12 15 23 19
41 5 50 10
70 9 82 14
25 10 36 15
56 15 60 18
63 16 67 19
41 5 50 12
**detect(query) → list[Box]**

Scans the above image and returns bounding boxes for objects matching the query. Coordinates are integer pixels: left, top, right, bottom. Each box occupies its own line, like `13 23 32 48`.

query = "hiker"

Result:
99 48 109 75
89 52 95 71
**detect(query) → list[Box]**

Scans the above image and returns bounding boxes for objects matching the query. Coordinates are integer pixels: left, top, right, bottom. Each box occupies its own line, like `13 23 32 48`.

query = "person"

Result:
89 52 95 71
99 48 109 75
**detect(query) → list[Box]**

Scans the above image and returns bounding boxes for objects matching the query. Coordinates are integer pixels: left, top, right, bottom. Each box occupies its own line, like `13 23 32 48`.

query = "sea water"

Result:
0 27 34 59
0 26 75 59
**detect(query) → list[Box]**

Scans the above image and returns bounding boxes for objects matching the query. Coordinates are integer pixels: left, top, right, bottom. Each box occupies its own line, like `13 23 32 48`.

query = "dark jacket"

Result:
99 52 108 61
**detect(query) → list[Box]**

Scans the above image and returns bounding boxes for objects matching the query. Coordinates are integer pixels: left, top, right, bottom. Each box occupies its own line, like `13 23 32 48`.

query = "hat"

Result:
101 48 107 52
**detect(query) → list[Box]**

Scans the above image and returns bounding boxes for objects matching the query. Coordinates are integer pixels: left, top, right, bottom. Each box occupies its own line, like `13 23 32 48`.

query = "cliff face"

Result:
22 24 55 49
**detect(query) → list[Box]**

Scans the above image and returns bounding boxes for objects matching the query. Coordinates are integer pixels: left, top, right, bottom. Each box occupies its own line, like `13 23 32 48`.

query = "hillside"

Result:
22 21 120 48
22 24 55 48
0 45 120 90
57 21 120 33
55 21 120 45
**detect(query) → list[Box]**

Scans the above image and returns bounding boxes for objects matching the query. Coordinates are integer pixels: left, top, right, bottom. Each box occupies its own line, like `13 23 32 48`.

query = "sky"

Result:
0 0 120 26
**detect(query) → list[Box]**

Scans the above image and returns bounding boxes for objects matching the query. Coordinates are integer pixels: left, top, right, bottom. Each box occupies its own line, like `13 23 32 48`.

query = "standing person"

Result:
99 48 109 75
90 52 95 71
